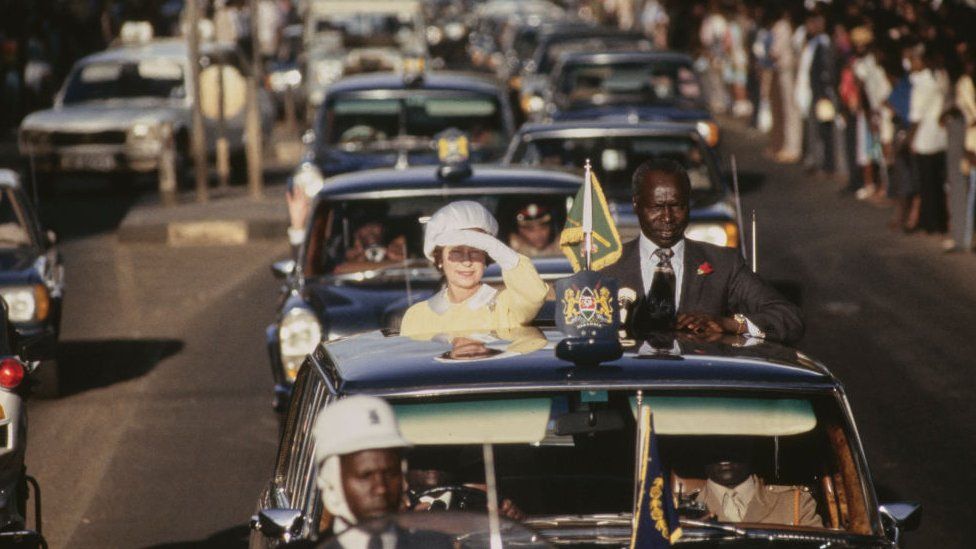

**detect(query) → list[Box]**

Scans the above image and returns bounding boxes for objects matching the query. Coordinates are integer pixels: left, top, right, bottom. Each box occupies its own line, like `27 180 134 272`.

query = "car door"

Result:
251 359 331 548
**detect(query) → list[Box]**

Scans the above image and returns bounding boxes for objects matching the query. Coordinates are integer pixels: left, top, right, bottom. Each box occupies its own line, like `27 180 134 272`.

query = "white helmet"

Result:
312 396 411 532
423 200 498 260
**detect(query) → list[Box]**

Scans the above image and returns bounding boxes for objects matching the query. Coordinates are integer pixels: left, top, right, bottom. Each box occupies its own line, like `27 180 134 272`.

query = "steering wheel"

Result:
410 485 488 513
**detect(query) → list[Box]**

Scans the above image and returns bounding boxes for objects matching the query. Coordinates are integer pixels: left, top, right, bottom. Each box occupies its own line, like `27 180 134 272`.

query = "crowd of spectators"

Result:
675 0 976 253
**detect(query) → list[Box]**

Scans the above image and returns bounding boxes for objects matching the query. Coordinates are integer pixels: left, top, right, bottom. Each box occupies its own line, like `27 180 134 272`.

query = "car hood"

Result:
21 99 185 132
0 248 40 284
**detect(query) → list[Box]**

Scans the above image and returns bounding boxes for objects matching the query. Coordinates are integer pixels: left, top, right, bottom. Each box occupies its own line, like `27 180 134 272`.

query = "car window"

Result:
314 12 418 49
324 93 506 152
511 134 717 200
0 189 35 249
537 36 650 74
555 60 703 109
303 193 570 278
63 60 186 104
379 390 870 534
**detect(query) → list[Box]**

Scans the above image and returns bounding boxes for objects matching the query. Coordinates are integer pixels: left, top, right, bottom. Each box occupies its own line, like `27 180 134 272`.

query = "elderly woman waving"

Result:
399 201 549 336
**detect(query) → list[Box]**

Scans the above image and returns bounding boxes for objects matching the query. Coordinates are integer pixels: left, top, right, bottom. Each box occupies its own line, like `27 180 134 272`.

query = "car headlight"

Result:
696 120 721 147
129 122 164 149
314 60 344 87
269 68 302 92
0 285 49 323
426 25 443 46
685 222 739 248
444 22 465 41
520 93 545 114
279 307 322 381
293 162 325 198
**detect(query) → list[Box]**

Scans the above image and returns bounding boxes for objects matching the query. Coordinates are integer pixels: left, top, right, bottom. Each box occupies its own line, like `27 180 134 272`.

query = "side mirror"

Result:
250 508 305 541
272 259 297 280
880 502 921 532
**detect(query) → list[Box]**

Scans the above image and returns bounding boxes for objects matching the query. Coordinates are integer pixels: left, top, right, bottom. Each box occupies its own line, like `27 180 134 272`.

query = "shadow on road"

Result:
144 523 249 549
51 338 184 397
33 184 145 243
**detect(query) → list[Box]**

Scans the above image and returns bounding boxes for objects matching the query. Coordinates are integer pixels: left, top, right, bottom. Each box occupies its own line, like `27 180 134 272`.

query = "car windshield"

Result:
0 189 33 248
537 36 649 74
305 377 873 541
510 134 718 200
303 193 570 279
554 60 704 110
314 13 418 49
323 92 506 153
327 512 551 548
62 59 185 104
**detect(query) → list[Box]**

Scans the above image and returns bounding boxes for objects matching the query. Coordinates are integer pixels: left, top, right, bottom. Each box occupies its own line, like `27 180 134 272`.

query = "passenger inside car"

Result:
333 220 407 274
504 202 561 257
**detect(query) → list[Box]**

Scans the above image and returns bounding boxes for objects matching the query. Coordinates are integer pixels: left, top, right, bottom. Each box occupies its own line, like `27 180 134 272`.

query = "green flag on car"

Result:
559 162 623 272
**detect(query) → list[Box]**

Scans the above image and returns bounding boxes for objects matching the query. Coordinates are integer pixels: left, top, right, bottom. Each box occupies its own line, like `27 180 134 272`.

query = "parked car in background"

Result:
18 31 272 193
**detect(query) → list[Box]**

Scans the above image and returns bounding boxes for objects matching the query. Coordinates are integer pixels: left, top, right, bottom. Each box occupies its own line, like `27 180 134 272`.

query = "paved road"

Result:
728 122 976 547
17 121 976 548
25 186 285 548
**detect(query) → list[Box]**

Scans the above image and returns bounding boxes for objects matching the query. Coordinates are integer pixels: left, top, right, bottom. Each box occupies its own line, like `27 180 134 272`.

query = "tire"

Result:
30 359 60 399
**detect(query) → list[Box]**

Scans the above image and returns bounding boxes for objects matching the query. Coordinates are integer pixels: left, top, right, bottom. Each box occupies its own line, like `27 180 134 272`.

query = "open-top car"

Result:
269 161 579 409
504 120 736 246
251 328 921 548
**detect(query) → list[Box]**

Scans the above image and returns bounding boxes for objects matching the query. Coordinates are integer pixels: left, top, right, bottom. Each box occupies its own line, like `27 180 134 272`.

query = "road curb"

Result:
118 218 289 246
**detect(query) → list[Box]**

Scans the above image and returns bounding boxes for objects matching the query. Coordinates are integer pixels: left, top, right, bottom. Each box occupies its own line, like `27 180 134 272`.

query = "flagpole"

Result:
583 159 594 270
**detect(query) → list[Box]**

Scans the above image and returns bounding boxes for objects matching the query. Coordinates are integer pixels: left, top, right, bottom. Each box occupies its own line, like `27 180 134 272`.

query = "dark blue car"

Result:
542 50 720 148
268 162 579 409
289 71 516 197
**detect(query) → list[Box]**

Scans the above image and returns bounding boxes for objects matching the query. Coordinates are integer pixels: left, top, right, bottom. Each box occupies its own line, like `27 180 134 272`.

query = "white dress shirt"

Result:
638 233 685 309
909 68 948 154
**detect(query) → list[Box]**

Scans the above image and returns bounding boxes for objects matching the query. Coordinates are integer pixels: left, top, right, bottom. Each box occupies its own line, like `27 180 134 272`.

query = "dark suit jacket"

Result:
809 34 836 103
601 239 804 344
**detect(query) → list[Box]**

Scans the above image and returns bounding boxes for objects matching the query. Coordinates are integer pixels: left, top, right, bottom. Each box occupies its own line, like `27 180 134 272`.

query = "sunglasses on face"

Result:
446 248 486 263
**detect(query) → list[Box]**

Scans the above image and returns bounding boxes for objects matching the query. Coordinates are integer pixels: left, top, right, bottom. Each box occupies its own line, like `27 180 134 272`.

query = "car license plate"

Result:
60 153 117 172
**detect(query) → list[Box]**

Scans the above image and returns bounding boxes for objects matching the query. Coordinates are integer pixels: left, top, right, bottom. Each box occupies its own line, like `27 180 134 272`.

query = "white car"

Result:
18 38 271 190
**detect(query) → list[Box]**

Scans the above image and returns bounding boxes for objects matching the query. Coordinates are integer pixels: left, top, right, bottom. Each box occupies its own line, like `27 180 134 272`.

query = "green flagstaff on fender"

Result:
559 160 623 272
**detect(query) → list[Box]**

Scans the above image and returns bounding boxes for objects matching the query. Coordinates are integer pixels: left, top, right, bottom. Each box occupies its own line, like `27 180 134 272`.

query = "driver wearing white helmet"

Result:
312 396 453 548
399 201 549 337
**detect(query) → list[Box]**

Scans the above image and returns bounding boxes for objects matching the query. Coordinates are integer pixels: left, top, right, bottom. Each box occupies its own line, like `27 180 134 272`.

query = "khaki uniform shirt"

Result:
697 476 822 527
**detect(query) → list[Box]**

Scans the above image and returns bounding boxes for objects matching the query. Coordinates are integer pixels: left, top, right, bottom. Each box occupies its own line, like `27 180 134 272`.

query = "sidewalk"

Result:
116 181 289 246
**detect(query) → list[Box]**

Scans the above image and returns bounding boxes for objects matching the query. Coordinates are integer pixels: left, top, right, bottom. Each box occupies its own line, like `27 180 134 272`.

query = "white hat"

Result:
423 201 498 260
312 396 411 531
312 395 411 461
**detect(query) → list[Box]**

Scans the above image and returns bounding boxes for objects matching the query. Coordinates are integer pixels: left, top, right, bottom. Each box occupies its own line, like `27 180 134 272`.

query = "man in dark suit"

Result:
602 158 803 343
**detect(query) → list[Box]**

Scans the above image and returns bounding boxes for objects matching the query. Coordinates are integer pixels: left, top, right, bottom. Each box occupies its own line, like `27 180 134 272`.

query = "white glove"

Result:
436 229 520 270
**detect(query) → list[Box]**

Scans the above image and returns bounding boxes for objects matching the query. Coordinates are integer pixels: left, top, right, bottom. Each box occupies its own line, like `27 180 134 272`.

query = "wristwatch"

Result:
733 314 747 334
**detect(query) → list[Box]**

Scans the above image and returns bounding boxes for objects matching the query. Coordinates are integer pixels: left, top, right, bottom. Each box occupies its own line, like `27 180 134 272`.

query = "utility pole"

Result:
187 0 209 202
246 0 265 199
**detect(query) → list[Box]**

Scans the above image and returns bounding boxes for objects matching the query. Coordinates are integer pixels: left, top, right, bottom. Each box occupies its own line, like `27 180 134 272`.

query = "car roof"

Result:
76 38 233 65
314 330 837 397
557 49 695 66
515 120 701 138
325 71 503 97
316 164 581 198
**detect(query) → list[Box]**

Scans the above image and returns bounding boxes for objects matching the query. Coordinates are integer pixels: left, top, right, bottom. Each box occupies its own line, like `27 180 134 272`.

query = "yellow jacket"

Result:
400 255 548 337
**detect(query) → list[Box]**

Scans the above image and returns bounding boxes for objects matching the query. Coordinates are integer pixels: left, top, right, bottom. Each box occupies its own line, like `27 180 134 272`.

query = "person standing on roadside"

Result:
906 44 949 235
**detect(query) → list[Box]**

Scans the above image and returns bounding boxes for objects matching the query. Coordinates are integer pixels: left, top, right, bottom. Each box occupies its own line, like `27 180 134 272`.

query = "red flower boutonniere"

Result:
696 262 714 276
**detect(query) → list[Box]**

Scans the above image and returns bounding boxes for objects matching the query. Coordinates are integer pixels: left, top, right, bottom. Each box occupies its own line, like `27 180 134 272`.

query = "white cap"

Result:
423 201 498 260
312 395 411 462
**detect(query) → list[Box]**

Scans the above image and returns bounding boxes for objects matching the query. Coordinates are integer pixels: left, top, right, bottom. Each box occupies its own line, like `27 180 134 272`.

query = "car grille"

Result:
51 130 127 146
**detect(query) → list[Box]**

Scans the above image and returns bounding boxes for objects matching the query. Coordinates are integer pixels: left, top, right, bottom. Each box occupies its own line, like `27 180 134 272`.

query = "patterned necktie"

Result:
645 248 677 328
